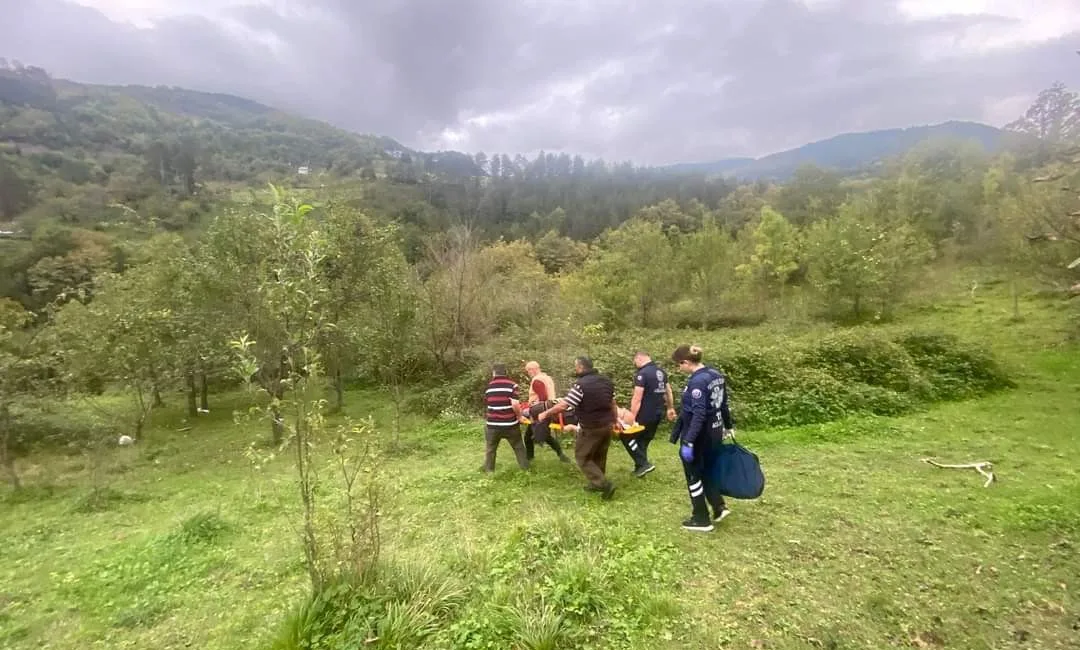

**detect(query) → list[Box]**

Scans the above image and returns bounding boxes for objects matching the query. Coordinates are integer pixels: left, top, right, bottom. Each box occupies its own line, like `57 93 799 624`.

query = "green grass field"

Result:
2 281 1079 649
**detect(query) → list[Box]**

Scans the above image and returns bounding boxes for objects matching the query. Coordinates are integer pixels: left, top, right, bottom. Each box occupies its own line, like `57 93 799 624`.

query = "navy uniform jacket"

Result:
671 366 734 445
633 361 669 425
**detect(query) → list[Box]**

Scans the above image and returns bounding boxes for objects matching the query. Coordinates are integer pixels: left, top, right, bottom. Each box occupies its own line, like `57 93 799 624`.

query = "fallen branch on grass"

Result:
921 458 996 487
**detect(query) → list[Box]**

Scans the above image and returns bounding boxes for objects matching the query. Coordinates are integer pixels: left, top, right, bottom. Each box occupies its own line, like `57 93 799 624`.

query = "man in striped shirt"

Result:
482 363 529 472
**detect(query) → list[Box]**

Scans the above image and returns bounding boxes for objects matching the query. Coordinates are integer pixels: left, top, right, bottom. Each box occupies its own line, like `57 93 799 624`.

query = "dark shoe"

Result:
558 454 571 463
634 464 656 478
682 517 714 532
601 482 616 500
713 507 731 523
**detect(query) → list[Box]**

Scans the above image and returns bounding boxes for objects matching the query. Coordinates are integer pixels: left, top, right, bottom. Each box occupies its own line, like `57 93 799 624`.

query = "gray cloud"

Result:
1 0 1078 164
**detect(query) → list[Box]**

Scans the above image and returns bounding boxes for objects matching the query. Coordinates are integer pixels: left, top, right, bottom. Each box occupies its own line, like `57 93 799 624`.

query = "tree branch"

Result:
921 458 996 487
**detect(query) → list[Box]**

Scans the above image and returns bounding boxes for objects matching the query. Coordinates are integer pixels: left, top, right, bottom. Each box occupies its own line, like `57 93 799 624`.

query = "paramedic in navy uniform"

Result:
623 350 675 477
670 344 734 532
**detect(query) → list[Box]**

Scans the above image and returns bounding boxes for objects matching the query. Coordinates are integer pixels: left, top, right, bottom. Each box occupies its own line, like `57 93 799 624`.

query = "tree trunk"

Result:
333 368 344 413
0 404 20 490
135 404 147 439
150 367 164 408
199 372 209 411
270 383 286 446
134 385 148 440
270 409 285 445
392 378 403 448
186 372 198 417
294 401 320 589
701 287 710 329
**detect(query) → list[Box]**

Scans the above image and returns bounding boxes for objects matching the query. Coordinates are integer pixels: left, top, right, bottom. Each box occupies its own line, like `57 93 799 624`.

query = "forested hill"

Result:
3 61 1015 242
0 62 418 224
1 61 1068 318
666 121 1008 180
1 63 746 249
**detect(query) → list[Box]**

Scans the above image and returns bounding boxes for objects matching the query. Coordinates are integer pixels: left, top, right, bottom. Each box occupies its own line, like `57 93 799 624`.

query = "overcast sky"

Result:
2 0 1078 164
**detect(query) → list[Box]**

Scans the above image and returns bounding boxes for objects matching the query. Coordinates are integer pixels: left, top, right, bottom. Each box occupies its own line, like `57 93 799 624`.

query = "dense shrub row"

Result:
408 330 1015 430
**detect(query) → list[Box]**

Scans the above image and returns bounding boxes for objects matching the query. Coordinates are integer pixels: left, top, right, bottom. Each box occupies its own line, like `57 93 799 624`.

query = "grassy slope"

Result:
2 282 1078 649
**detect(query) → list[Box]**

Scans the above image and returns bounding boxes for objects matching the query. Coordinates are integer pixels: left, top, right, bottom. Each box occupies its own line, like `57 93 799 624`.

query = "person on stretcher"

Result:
528 405 639 435
615 407 638 431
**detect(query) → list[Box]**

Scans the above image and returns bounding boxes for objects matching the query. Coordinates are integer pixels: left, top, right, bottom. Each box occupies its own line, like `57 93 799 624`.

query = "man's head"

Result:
633 351 651 369
491 362 508 378
671 345 704 374
574 355 594 377
525 361 541 377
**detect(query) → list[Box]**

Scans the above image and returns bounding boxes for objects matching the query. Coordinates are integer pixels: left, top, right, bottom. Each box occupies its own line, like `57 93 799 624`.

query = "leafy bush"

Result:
802 332 933 397
406 365 493 419
6 404 113 456
404 329 1014 432
895 332 1015 400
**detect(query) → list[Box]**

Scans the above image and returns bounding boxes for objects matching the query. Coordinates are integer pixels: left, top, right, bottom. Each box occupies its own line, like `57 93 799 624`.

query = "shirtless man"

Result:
524 361 571 463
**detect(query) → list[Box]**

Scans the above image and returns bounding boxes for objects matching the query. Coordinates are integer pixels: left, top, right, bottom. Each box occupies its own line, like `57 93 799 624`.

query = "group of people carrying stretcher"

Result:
483 345 736 532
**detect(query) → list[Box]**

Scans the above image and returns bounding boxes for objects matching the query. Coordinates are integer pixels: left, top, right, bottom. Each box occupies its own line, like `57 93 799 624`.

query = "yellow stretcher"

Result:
520 416 644 436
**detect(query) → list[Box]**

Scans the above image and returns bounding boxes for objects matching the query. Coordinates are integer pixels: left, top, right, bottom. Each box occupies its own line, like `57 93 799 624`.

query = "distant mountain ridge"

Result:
2 62 1009 190
664 121 1008 180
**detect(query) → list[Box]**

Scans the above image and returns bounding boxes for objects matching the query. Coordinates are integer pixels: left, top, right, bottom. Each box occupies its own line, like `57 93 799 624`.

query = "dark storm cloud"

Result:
1 0 1077 163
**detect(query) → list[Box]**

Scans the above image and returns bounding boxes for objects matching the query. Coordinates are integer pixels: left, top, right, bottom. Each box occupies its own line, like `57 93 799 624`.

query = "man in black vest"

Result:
624 350 675 477
538 356 617 500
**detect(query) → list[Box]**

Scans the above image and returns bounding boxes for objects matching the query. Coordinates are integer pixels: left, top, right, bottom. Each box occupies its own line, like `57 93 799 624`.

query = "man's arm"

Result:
511 382 524 419
664 383 676 421
539 399 568 421
539 382 582 421
628 386 644 422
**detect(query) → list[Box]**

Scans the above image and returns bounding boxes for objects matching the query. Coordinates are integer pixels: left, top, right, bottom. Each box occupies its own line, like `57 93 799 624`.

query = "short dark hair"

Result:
575 355 594 371
491 362 508 377
671 345 703 364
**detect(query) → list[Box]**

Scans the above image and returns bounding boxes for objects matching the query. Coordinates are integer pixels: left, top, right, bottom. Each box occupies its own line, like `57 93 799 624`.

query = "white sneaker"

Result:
714 508 731 523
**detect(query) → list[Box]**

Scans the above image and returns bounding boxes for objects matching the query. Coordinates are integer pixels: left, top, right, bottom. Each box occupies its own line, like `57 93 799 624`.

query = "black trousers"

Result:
525 401 569 460
680 430 726 521
620 419 659 470
526 429 568 460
